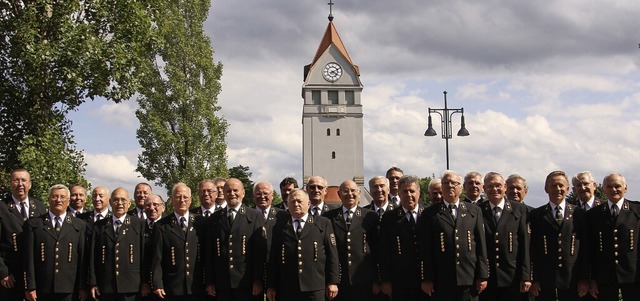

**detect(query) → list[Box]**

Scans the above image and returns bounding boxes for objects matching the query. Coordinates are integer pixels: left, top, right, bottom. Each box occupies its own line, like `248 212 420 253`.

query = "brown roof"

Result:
304 21 360 81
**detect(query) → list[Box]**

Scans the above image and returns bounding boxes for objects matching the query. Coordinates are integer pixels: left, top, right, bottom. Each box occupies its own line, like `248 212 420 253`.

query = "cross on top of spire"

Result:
328 0 334 21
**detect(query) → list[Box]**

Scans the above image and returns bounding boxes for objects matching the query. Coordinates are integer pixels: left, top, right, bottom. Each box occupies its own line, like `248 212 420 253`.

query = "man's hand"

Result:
90 286 100 300
266 288 276 301
25 289 37 301
78 288 87 301
577 280 589 297
326 284 338 300
476 279 487 294
382 282 392 297
520 281 531 292
530 282 541 297
589 280 599 299
205 284 216 296
140 283 151 297
252 280 263 296
372 281 382 295
154 288 166 299
1 274 16 288
421 280 434 296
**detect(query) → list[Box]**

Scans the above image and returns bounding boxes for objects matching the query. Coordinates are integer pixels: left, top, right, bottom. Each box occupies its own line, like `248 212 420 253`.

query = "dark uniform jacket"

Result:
480 200 530 287
151 213 205 296
529 203 588 289
204 205 267 289
419 201 489 287
587 199 640 285
379 205 426 288
323 206 379 286
23 213 85 293
267 213 339 292
0 196 46 282
87 215 145 294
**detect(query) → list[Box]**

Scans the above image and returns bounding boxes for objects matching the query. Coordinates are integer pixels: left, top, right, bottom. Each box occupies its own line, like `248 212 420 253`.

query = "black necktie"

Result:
204 210 210 217
139 210 144 219
228 209 235 225
378 208 384 218
96 213 103 221
408 211 416 225
449 204 457 221
55 217 62 232
493 207 502 224
21 201 28 220
345 210 352 226
295 219 303 237
115 220 122 237
180 216 187 233
313 207 319 216
555 206 563 224
611 205 619 221
149 220 155 229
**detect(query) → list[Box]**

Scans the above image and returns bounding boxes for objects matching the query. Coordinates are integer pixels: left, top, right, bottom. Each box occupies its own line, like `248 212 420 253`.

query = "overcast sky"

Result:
68 0 640 207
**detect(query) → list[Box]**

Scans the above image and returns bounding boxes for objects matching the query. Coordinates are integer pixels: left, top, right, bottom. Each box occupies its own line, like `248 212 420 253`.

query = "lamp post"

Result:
424 91 470 170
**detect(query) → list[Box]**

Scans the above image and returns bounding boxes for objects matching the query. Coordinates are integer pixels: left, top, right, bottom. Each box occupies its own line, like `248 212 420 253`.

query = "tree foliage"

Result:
135 0 227 194
17 115 89 202
1 0 159 188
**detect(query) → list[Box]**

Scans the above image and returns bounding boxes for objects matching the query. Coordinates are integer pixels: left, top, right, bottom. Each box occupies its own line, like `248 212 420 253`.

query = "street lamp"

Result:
424 91 470 170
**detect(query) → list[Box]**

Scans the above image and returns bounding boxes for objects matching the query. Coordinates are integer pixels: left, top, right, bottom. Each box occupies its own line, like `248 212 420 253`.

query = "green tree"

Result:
419 176 433 206
17 115 89 202
135 0 227 195
228 165 254 206
1 0 159 186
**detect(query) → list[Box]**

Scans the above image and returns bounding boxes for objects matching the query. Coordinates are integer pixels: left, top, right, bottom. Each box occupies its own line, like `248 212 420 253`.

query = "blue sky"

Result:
68 0 640 207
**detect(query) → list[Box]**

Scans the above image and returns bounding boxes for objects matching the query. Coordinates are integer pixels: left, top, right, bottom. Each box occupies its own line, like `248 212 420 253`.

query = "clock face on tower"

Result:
322 62 342 82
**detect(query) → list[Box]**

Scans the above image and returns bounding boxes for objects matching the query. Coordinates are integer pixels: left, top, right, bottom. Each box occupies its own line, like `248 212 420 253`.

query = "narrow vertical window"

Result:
327 128 331 136
328 90 339 104
332 151 336 159
312 90 321 104
336 129 341 136
345 91 355 105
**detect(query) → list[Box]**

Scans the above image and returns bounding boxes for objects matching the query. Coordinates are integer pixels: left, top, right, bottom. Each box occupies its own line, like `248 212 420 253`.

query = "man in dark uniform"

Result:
380 175 428 301
266 189 339 301
306 176 335 216
420 170 488 301
252 181 285 301
204 178 266 301
88 187 145 301
529 171 589 301
587 173 640 301
324 180 379 301
77 186 112 229
191 179 217 217
364 176 395 300
572 171 603 211
67 184 87 217
478 172 530 301
152 183 205 301
23 184 86 301
463 171 485 206
276 177 298 210
385 167 404 207
427 179 443 204
142 194 166 300
128 183 152 220
0 168 46 301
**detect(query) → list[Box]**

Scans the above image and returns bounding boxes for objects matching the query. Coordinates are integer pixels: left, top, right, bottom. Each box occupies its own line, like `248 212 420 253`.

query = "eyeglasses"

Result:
111 198 129 204
11 179 30 184
443 181 461 187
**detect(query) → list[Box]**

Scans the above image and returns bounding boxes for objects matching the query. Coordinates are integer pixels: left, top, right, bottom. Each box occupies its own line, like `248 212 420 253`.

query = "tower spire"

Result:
328 0 334 21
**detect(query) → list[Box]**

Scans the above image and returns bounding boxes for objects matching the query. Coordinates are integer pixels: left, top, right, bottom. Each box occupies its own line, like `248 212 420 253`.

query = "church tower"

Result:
301 11 364 188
